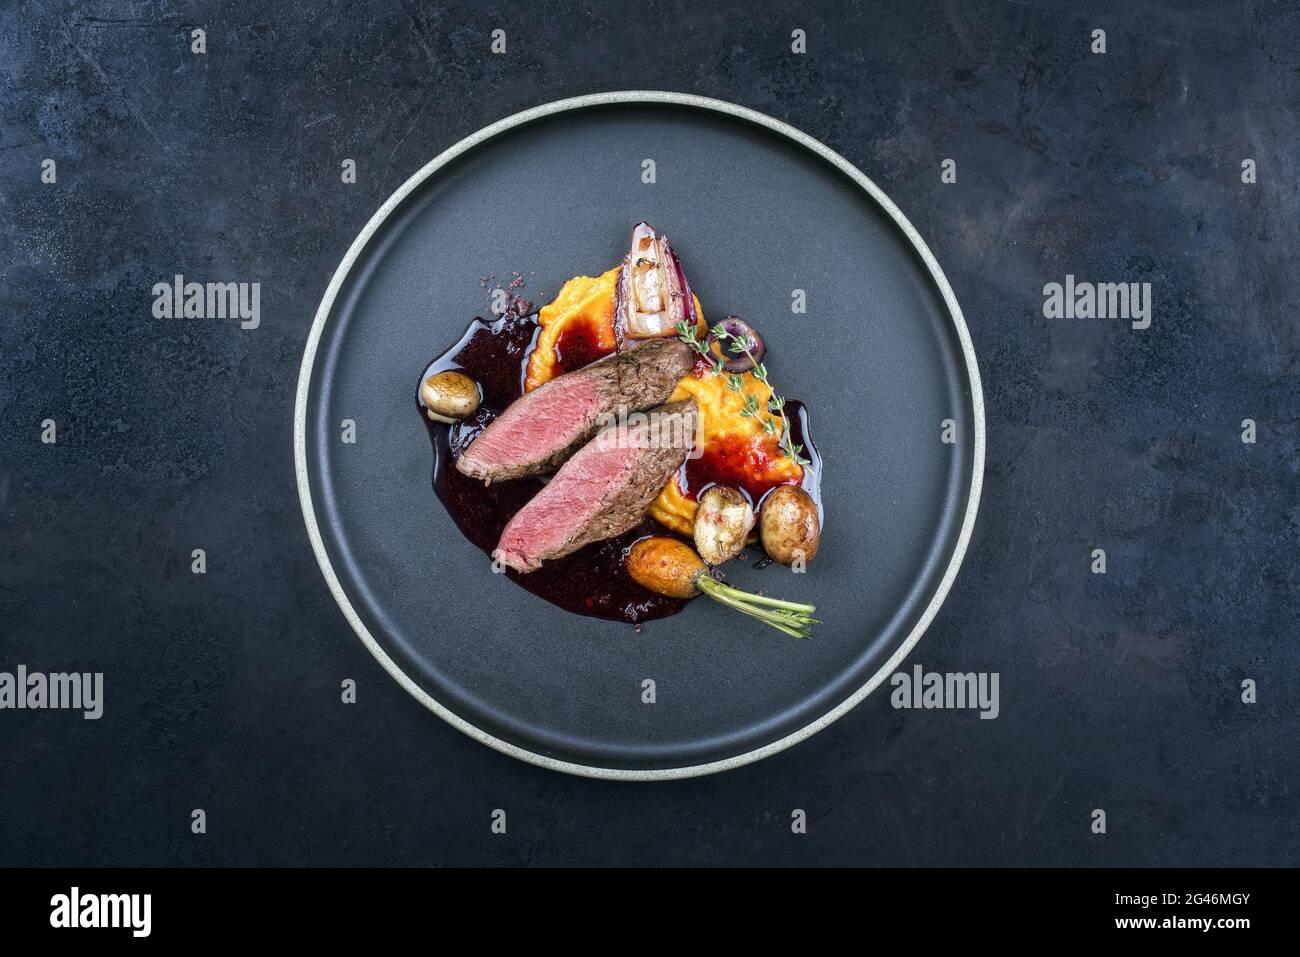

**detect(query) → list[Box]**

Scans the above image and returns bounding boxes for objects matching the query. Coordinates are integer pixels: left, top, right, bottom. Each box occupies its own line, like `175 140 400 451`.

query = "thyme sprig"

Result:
676 320 810 468
675 320 727 377
709 323 811 468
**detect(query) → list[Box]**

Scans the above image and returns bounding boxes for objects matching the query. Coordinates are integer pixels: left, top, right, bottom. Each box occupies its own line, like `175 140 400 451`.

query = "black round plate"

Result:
295 93 984 779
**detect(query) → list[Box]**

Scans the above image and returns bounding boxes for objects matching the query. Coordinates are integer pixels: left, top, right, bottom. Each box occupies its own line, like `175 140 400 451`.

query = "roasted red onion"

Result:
708 316 766 372
614 221 698 346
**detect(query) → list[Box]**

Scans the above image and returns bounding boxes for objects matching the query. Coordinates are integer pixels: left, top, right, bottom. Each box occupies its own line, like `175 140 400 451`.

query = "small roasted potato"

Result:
422 370 480 423
626 537 706 599
759 485 821 566
693 485 755 566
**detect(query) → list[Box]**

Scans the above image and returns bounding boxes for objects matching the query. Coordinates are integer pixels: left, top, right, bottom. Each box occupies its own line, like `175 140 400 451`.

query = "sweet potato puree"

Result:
524 269 802 536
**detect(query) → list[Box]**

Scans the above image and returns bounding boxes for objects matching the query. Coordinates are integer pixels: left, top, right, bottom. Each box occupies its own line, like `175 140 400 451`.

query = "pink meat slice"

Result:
456 338 692 483
459 375 597 480
496 399 698 572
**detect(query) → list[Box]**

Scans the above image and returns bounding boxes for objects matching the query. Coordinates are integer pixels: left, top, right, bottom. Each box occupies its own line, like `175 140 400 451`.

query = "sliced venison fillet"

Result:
496 398 698 572
456 338 693 482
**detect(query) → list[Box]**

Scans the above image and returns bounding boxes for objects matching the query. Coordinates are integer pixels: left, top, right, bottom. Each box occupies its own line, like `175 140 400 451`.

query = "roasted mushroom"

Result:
421 370 481 424
693 485 755 565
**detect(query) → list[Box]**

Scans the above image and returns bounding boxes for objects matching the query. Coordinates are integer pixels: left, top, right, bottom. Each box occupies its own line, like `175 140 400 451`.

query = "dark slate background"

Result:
1 0 1296 866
